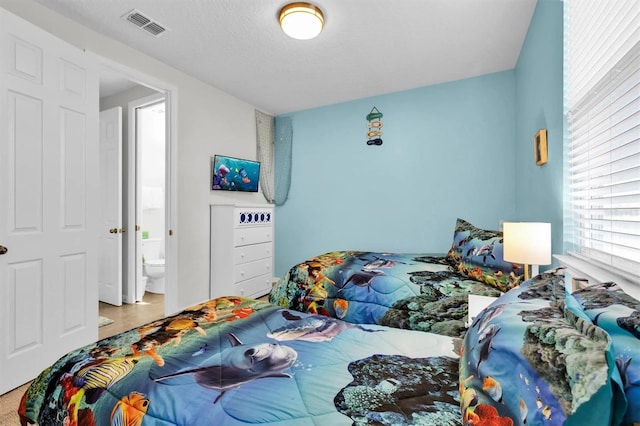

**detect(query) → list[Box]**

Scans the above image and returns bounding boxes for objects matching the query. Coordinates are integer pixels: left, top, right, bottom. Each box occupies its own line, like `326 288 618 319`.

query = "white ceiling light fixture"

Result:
279 3 324 40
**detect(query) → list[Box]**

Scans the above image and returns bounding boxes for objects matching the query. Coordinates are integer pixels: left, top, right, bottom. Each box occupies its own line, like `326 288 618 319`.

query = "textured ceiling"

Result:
34 0 537 115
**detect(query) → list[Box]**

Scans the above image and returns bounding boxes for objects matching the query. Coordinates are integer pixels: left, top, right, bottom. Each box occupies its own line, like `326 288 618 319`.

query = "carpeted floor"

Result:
0 382 29 425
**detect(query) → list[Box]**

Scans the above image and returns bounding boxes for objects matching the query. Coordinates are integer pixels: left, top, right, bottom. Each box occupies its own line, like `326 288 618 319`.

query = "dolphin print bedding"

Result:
571 282 640 425
269 251 504 338
460 271 626 426
19 296 463 426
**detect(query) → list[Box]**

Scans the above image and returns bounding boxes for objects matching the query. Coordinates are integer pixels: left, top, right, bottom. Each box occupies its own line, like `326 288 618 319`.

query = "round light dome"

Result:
279 3 324 40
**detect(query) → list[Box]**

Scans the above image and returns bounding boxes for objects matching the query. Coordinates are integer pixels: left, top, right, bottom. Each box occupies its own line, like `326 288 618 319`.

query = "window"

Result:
565 0 640 283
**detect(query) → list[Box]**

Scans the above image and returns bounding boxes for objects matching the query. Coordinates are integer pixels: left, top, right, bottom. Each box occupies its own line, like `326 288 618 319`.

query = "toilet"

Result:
142 238 165 294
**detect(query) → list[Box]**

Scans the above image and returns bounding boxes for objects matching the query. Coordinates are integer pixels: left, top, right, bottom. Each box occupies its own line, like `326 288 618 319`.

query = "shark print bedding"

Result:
269 251 503 338
19 296 462 426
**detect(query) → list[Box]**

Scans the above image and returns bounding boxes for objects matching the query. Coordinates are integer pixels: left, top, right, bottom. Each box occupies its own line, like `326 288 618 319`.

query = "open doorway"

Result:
130 95 165 306
97 65 176 330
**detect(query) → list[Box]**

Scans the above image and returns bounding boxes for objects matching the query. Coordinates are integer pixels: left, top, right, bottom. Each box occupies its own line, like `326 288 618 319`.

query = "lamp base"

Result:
524 264 540 281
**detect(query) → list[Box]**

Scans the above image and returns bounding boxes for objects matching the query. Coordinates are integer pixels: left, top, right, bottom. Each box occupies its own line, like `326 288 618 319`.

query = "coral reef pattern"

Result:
460 272 621 426
270 251 502 338
572 282 640 424
20 297 461 425
335 354 461 425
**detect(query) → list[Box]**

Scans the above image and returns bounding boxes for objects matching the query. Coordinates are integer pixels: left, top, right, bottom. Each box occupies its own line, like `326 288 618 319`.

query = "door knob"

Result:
0 245 7 255
109 228 118 234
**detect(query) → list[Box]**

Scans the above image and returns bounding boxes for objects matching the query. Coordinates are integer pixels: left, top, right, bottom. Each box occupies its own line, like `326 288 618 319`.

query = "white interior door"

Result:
126 93 165 304
0 7 99 393
98 107 122 306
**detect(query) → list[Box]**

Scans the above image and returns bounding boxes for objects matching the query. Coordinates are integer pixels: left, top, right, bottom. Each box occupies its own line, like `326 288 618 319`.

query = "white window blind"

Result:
566 0 640 282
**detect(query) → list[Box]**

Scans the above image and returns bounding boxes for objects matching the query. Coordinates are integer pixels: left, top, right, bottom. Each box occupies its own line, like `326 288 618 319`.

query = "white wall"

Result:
0 0 266 310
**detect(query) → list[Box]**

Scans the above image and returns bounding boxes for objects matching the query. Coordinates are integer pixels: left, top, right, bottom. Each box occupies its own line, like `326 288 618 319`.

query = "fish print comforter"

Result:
460 272 626 426
270 251 503 338
572 282 640 424
19 297 463 426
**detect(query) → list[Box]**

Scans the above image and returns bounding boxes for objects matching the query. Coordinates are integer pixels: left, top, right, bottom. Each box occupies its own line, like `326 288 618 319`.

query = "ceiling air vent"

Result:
122 9 167 37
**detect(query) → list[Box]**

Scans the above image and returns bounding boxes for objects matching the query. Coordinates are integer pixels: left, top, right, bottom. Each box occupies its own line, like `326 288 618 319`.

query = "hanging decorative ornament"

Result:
366 107 383 146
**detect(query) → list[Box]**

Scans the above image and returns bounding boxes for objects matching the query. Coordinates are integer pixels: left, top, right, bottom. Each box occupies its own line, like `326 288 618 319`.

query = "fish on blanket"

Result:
68 356 139 423
153 333 297 403
267 310 382 342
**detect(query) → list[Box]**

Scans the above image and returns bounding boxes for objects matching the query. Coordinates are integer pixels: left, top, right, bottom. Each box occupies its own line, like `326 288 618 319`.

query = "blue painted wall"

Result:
514 0 564 267
274 0 563 277
274 71 517 276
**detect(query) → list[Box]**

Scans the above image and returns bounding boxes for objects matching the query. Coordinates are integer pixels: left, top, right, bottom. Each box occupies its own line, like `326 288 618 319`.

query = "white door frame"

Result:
93 54 179 315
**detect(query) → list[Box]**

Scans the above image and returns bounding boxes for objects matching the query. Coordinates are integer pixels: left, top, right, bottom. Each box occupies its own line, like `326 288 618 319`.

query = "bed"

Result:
19 296 463 425
19 218 638 425
19 278 636 426
460 270 639 426
269 218 523 338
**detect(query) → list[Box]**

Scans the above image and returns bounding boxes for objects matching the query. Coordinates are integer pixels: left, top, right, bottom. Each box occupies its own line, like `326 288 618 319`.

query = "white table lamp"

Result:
503 222 551 281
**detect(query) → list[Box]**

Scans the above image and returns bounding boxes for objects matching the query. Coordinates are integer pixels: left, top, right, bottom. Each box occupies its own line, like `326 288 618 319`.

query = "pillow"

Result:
446 218 523 292
572 282 640 424
460 272 624 426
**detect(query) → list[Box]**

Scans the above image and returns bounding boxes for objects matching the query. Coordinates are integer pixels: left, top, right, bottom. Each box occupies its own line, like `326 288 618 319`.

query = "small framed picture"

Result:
534 129 548 166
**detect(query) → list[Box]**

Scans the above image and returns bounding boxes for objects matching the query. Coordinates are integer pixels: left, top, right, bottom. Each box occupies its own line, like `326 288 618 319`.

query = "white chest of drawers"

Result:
210 204 274 299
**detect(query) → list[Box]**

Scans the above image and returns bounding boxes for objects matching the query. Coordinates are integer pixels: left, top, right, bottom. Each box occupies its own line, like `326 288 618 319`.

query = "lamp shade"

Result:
503 222 551 265
279 3 324 40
